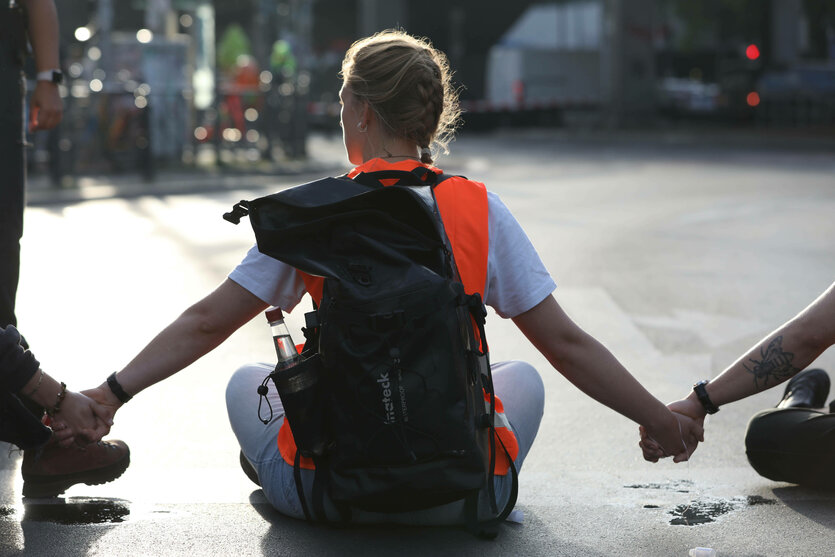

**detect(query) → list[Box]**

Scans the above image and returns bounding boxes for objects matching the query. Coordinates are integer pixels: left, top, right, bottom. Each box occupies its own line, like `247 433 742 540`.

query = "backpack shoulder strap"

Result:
352 167 435 188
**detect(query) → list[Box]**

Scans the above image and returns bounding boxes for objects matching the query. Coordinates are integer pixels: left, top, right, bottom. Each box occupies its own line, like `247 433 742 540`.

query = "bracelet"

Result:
45 382 67 417
106 372 133 403
26 369 44 397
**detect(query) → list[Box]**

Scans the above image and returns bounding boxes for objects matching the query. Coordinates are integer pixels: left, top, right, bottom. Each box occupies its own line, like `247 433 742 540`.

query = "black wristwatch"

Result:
693 380 719 414
36 69 63 85
107 372 133 403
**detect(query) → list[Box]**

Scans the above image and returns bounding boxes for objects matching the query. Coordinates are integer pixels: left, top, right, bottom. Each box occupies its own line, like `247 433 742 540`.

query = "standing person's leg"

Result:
0 66 25 330
745 408 835 489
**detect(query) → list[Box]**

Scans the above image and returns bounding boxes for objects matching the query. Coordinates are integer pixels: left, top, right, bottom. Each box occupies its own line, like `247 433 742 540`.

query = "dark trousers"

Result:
745 407 835 489
0 60 25 330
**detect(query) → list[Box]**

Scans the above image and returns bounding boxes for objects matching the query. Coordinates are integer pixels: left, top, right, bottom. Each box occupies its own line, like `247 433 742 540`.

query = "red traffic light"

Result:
746 44 760 60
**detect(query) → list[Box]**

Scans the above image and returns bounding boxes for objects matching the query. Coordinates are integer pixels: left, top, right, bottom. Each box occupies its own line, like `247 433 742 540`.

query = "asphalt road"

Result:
2 129 834 556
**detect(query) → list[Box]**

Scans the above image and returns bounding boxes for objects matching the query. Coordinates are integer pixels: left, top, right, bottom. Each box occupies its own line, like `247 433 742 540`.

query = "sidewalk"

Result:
25 134 348 207
25 126 835 207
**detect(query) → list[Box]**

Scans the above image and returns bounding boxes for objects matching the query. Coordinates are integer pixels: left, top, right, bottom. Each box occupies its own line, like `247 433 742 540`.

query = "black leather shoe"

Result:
777 368 830 409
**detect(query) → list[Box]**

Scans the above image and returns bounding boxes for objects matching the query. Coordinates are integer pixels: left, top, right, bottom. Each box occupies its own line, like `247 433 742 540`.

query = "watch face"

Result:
52 71 63 84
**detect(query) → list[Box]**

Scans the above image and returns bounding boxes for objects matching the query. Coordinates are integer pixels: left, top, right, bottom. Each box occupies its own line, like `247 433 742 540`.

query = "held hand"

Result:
29 81 63 132
640 411 703 463
49 421 75 447
638 425 664 462
640 396 708 462
52 391 113 446
81 385 123 426
667 397 707 427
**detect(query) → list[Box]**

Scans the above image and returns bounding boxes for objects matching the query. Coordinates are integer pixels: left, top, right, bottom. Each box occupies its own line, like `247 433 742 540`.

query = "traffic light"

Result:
745 44 760 61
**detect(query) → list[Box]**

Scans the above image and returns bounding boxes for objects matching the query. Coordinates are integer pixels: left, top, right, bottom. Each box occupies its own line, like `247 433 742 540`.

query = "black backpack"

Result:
224 167 517 536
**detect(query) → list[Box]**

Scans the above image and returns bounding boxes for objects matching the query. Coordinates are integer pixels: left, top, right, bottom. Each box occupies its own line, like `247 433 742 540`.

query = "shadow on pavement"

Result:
772 485 835 530
1 443 127 554
248 492 608 557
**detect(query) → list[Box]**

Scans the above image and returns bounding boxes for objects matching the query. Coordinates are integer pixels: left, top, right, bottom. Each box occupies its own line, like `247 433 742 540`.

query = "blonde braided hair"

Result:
340 30 462 164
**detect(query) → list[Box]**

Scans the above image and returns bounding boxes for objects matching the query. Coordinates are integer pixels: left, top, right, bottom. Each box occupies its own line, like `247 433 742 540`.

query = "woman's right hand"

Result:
81 385 123 427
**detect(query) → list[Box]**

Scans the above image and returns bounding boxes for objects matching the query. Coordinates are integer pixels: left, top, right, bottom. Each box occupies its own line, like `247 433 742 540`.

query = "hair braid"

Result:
413 74 443 159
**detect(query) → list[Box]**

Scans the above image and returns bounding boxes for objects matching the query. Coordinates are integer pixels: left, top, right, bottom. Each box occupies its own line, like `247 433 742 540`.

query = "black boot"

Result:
777 368 830 409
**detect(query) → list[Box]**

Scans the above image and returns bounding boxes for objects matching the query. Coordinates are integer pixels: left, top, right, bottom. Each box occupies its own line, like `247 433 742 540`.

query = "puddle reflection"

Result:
20 497 130 525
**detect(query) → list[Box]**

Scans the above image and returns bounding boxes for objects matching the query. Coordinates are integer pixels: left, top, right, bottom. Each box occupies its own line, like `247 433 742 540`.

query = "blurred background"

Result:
25 0 835 186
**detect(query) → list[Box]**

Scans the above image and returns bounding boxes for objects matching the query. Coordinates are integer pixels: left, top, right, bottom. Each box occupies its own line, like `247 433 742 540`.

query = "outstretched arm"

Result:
1 325 108 445
676 282 834 419
641 281 835 461
513 295 701 461
84 279 268 416
699 282 834 408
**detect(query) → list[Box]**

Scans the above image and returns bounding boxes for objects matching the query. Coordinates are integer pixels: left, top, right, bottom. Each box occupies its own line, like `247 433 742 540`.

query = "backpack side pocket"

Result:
272 354 331 457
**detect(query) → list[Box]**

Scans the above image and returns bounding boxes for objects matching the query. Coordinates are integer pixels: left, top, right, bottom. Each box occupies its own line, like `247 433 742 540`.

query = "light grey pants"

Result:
226 360 545 524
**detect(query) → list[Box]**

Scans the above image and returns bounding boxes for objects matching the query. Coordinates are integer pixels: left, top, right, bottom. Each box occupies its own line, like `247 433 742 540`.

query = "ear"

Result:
357 100 373 129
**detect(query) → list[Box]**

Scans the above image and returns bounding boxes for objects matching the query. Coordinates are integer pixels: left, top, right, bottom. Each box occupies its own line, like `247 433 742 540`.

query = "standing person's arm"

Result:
513 295 702 461
18 368 112 445
83 279 269 418
1 325 111 445
641 281 835 461
23 0 62 130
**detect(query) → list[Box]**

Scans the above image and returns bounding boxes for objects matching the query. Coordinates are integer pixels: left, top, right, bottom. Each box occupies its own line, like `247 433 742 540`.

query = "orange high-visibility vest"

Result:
279 159 519 475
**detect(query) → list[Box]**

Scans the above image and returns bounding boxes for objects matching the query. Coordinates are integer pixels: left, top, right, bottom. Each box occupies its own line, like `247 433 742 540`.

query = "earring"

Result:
356 122 367 133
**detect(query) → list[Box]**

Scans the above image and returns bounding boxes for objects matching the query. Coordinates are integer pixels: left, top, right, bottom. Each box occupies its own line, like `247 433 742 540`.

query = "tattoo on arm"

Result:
743 335 800 389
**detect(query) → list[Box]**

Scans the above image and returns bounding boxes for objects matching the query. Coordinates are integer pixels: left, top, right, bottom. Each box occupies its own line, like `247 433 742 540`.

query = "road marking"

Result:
632 310 763 349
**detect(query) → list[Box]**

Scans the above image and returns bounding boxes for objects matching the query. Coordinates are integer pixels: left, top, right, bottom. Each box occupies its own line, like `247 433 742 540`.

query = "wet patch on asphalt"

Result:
22 497 130 524
624 482 777 526
624 479 693 493
668 496 777 526
1 497 130 525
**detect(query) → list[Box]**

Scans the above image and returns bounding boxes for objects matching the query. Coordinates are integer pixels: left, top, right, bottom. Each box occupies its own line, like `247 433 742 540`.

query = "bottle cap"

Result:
265 307 284 323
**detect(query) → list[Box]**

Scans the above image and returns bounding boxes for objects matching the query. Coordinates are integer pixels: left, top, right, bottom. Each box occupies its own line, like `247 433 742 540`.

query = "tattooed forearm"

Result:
742 335 800 389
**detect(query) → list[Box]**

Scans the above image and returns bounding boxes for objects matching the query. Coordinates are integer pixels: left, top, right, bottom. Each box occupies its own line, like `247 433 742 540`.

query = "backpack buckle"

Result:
223 201 250 224
304 311 320 330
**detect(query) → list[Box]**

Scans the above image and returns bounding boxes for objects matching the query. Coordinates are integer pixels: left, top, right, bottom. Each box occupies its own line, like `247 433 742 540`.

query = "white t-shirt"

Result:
229 191 556 319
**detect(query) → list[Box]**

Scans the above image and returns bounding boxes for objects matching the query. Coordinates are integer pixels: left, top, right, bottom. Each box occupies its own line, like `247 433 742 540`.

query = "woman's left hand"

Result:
640 410 703 463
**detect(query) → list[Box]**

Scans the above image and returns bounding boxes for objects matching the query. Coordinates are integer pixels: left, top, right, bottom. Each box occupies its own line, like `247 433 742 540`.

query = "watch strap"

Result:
693 380 719 414
36 69 63 84
107 372 133 403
